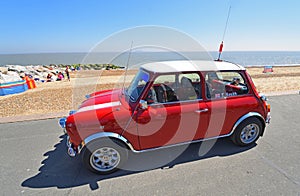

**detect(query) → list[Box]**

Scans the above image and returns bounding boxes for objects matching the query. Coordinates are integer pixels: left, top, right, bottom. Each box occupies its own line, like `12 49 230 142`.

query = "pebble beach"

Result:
0 66 300 122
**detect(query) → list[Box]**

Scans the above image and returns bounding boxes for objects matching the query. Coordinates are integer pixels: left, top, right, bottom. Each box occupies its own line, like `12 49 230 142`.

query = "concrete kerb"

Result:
0 111 69 124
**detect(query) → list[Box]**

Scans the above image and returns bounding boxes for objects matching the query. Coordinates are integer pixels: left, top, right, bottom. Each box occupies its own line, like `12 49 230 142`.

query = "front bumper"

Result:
266 112 271 124
66 136 77 157
58 111 81 157
65 136 83 157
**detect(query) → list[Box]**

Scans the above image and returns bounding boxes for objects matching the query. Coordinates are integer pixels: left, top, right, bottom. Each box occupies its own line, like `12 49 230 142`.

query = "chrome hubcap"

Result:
90 147 120 172
240 123 259 144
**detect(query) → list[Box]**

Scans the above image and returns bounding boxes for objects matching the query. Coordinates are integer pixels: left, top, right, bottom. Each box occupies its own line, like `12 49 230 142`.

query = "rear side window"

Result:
205 71 248 99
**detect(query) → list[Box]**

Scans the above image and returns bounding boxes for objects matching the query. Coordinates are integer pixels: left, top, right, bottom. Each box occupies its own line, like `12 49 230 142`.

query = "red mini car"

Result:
59 60 271 174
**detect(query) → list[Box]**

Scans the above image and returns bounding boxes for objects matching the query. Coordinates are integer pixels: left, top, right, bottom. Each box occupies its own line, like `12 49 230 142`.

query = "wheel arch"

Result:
231 112 266 136
82 132 135 152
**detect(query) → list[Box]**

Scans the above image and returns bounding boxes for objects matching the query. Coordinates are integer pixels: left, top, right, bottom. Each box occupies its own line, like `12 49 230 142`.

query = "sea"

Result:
1 51 300 67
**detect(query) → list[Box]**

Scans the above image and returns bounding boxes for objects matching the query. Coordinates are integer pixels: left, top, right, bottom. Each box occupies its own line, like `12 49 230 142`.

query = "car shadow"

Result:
22 134 256 190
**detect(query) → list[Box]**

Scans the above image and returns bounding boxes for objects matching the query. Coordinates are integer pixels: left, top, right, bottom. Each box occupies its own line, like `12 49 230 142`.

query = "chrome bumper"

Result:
66 136 77 157
59 119 76 157
66 136 83 157
266 112 271 124
58 110 81 157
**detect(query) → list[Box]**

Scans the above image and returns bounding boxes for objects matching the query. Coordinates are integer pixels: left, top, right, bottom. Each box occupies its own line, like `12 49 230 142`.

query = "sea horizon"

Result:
1 51 300 67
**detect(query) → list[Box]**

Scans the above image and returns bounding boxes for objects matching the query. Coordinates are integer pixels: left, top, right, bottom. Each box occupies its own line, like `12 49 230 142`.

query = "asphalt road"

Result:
0 94 299 195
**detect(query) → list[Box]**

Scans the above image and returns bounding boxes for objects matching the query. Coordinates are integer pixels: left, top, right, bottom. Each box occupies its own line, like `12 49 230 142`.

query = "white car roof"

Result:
140 60 245 73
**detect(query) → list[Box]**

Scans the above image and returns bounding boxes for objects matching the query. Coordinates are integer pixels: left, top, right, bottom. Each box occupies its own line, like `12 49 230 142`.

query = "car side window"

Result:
205 71 248 99
177 73 201 101
145 73 202 104
146 74 178 104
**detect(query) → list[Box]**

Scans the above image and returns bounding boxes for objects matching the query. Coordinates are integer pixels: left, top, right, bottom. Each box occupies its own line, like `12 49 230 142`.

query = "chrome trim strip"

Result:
133 112 266 153
133 132 234 153
82 132 233 154
194 108 209 113
231 112 265 134
81 112 266 154
149 98 204 107
83 132 135 151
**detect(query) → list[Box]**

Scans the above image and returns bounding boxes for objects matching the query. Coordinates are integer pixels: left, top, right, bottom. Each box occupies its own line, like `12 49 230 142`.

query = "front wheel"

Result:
82 139 128 175
231 118 262 146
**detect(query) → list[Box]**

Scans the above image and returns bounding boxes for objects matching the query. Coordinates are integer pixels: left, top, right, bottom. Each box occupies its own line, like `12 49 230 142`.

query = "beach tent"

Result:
263 65 273 73
0 73 28 96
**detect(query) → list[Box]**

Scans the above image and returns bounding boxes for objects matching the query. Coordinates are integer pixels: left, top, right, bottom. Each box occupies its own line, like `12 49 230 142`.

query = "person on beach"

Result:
57 72 64 81
46 73 52 82
65 66 70 81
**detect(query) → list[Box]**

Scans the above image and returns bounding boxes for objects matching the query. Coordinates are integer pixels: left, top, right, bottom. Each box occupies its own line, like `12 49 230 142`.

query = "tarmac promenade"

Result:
0 94 299 195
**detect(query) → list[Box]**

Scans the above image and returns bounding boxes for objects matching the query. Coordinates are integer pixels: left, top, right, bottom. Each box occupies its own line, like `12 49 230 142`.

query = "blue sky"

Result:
0 0 299 53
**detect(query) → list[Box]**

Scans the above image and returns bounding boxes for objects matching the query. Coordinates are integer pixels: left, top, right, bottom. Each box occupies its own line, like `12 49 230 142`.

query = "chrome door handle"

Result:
194 108 208 113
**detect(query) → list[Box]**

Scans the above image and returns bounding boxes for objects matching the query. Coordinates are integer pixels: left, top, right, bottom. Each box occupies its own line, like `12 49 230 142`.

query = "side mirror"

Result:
139 100 148 110
259 93 268 101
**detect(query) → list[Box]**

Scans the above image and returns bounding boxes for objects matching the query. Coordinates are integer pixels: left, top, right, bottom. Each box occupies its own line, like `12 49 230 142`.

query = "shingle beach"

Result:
0 67 299 122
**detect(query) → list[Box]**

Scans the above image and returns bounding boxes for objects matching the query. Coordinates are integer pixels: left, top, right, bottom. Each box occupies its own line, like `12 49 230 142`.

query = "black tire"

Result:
82 138 128 175
231 118 263 146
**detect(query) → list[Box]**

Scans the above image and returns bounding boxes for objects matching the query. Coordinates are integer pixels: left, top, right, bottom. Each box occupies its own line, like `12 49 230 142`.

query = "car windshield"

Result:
126 70 149 102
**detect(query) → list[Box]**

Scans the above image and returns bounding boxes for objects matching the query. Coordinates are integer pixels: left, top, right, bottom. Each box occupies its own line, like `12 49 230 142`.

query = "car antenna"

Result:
217 6 231 61
122 41 134 94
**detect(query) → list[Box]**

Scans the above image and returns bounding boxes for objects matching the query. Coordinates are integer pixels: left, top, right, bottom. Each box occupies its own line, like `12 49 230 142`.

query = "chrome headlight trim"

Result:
69 110 76 116
58 118 66 129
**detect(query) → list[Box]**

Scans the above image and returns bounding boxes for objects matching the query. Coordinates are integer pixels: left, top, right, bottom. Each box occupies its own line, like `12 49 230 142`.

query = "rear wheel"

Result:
231 118 262 146
82 139 128 175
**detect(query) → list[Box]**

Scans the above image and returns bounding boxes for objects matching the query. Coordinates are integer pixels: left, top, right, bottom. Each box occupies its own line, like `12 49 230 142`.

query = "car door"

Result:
136 73 210 150
204 71 260 138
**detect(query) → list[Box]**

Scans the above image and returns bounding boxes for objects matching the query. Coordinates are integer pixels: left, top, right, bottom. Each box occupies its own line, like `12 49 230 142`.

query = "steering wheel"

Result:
146 87 157 104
